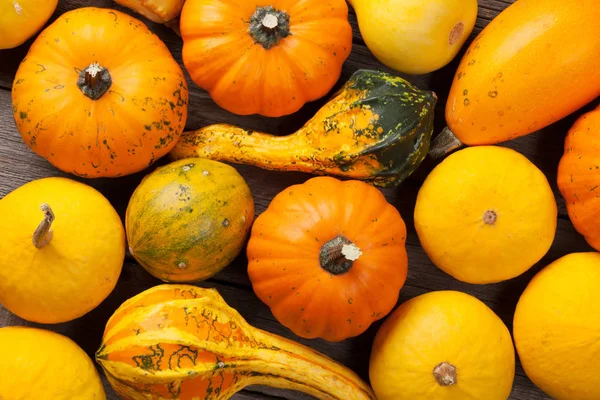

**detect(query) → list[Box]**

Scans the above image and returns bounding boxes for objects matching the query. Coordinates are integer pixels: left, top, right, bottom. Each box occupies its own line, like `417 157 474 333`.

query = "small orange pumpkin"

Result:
180 0 352 117
11 7 188 178
247 177 408 342
557 106 600 251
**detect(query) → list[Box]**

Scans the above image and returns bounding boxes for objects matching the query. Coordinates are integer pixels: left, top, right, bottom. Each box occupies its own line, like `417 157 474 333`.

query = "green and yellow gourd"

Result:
126 159 254 282
170 70 437 187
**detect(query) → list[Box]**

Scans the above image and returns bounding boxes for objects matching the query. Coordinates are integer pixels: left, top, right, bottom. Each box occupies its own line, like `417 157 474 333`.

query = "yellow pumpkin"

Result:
514 252 600 400
414 146 557 284
0 0 58 49
370 291 515 400
349 0 477 74
0 326 106 399
0 177 125 323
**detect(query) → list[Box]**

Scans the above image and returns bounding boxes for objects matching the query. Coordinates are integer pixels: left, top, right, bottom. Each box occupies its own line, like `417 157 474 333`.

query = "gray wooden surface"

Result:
1 0 597 399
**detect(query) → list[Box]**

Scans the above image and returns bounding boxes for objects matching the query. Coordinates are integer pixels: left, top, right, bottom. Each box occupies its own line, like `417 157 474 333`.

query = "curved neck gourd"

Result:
170 69 437 187
96 285 375 400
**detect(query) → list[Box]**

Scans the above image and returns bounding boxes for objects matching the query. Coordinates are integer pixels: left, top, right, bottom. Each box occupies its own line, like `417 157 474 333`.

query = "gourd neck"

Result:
433 362 457 386
32 204 54 248
77 62 112 100
249 330 376 399
429 127 464 159
320 235 362 275
249 6 291 49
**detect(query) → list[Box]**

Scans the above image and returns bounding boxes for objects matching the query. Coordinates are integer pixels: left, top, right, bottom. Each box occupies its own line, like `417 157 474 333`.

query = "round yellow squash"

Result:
0 0 58 49
0 177 125 323
349 0 477 74
514 252 600 400
370 291 515 400
0 326 105 399
414 146 557 284
126 158 255 282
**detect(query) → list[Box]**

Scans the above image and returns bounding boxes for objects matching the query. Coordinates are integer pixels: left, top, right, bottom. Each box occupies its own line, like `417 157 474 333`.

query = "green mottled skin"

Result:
125 159 255 282
170 69 437 187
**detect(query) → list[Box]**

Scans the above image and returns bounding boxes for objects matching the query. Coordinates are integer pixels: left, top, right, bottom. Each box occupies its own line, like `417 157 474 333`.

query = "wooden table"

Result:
1 1 596 399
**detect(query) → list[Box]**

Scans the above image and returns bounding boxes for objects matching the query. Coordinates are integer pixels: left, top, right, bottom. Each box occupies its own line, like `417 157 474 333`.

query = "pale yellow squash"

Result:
414 146 557 284
370 291 515 400
0 326 106 399
349 0 477 74
0 177 125 323
0 0 58 49
514 252 600 400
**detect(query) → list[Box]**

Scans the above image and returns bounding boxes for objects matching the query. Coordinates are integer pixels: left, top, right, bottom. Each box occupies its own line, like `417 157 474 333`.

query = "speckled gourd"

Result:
170 69 437 187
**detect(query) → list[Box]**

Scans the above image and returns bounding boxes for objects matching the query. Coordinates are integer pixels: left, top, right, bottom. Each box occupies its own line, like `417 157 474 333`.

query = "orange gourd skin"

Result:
557 106 600 251
446 0 600 145
247 177 408 342
180 0 352 117
12 7 188 178
96 285 376 400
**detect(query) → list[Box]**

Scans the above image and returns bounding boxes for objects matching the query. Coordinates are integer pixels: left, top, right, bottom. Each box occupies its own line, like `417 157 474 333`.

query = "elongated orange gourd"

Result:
97 285 376 400
431 0 600 157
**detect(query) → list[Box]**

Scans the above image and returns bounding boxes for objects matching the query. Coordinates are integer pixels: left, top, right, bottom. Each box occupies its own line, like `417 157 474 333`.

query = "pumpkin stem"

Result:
320 236 362 275
483 210 497 225
249 6 291 50
77 62 112 100
32 204 54 249
433 362 457 386
429 127 464 159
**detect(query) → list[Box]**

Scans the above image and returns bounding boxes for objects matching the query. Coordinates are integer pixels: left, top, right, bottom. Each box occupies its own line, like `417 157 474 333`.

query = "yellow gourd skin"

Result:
349 0 477 74
0 0 58 49
414 146 557 284
370 291 515 400
514 253 600 400
0 177 125 323
0 326 106 399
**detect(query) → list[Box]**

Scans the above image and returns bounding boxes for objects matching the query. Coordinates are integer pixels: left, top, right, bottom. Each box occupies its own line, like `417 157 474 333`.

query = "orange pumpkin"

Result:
11 7 188 178
180 0 352 117
247 177 408 342
557 106 600 251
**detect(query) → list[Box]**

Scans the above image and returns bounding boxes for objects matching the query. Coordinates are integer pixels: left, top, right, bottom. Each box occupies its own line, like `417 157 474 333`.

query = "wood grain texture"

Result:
1 0 597 399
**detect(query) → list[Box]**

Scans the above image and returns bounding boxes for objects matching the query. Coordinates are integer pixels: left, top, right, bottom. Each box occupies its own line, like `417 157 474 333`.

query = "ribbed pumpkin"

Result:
126 158 255 282
11 7 188 178
0 0 58 49
557 106 600 251
170 70 437 187
180 0 352 117
247 176 408 342
0 326 106 399
96 284 377 400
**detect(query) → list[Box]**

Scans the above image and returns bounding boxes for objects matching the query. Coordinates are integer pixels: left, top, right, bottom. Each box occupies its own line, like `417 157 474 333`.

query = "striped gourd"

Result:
96 284 376 400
